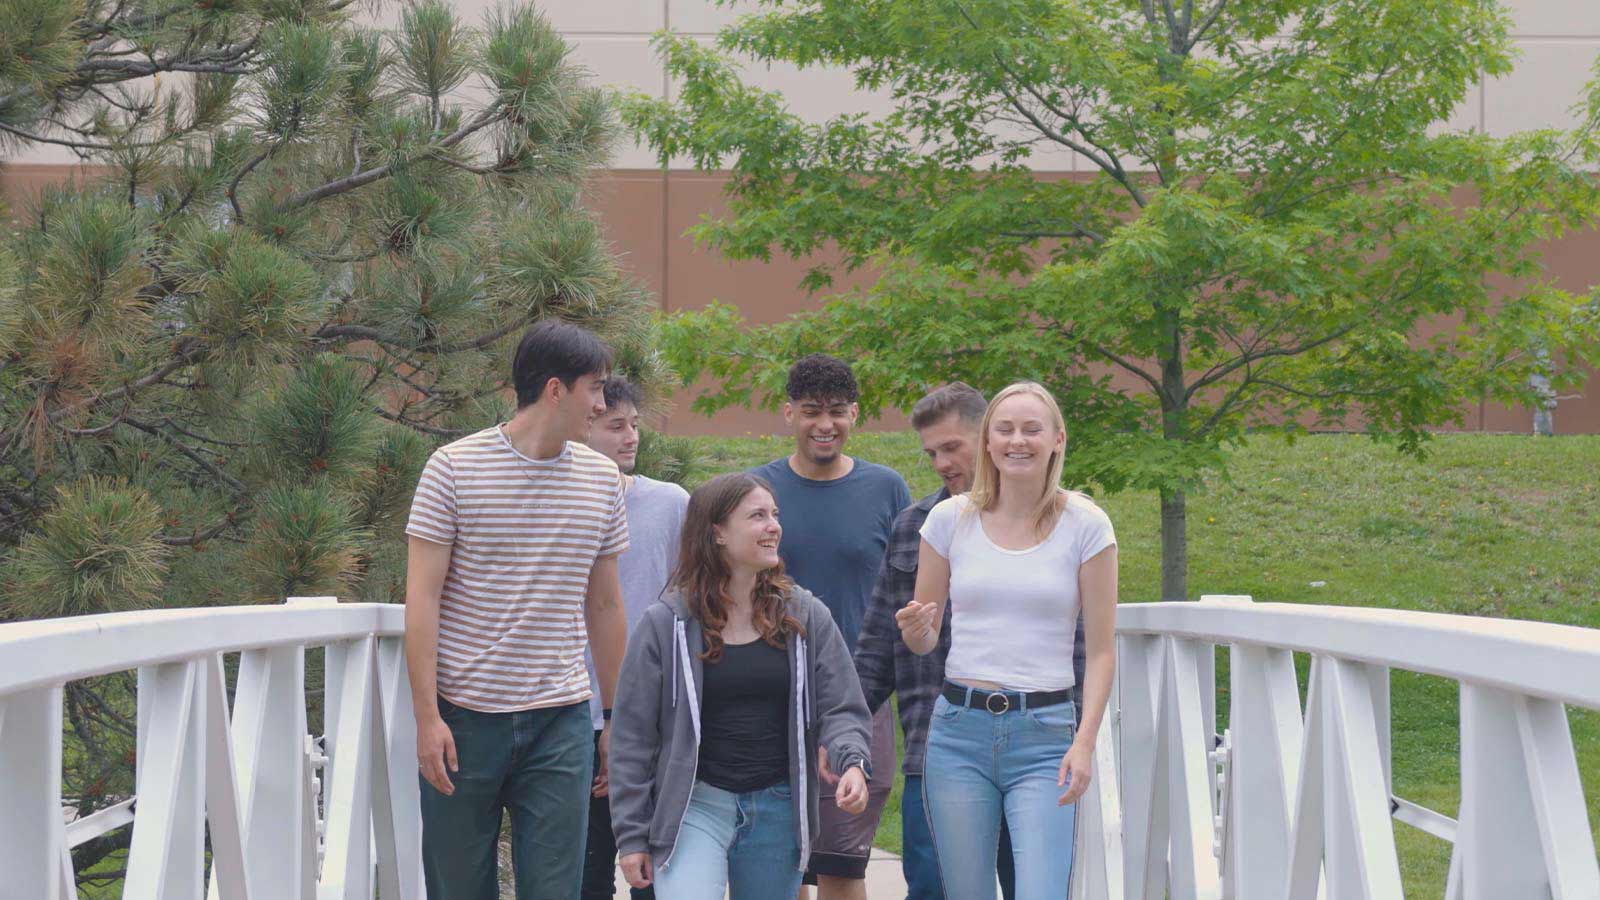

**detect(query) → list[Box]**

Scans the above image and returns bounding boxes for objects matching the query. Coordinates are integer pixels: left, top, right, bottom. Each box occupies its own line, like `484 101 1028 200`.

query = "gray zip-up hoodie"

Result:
608 585 873 873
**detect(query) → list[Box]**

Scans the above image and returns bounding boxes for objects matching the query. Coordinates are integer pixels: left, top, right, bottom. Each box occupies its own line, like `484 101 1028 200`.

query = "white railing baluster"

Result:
0 684 66 900
1115 633 1161 899
376 636 424 900
319 636 377 900
218 645 311 898
202 654 252 900
1460 683 1600 899
1225 643 1303 899
137 665 156 791
1285 657 1328 900
59 837 80 900
1161 637 1223 900
1515 695 1600 898
125 661 206 900
1323 657 1403 898
1071 728 1126 900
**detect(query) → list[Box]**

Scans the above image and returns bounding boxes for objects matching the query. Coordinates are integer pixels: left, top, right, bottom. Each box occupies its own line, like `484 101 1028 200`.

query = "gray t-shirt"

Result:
586 474 690 728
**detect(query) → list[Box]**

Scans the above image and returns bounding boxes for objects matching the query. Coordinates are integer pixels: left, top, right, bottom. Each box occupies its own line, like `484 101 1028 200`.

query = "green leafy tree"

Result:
0 0 666 884
626 0 1600 601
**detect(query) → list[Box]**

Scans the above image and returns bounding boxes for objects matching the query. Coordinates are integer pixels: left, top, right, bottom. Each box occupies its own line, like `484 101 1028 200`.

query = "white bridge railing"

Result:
0 596 419 900
2 595 1598 898
1077 595 1600 900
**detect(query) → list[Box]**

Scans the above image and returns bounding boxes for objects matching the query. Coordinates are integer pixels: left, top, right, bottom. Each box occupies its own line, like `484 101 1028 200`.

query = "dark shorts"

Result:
803 704 897 882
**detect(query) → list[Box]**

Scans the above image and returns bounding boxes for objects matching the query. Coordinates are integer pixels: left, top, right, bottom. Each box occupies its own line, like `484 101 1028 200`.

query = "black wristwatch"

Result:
602 707 613 722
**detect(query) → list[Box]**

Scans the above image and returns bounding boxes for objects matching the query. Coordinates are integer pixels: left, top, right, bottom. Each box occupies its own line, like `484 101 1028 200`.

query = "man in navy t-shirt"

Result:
750 353 910 900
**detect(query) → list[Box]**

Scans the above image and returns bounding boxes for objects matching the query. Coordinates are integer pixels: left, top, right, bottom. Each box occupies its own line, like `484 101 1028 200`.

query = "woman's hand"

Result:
1056 739 1094 805
895 600 938 649
620 852 653 888
836 765 869 814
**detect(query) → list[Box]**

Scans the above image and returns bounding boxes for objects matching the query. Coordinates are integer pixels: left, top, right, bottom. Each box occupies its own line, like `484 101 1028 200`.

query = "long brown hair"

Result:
669 472 804 663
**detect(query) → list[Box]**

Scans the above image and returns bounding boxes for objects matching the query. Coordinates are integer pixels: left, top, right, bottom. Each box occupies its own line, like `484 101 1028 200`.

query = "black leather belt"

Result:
942 681 1073 715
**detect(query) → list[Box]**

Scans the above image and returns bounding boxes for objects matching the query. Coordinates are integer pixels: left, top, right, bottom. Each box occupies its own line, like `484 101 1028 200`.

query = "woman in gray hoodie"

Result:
608 472 875 899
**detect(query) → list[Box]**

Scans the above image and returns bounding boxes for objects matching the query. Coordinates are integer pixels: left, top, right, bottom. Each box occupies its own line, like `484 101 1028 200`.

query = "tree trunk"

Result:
1531 345 1555 436
1160 487 1188 601
1157 307 1189 602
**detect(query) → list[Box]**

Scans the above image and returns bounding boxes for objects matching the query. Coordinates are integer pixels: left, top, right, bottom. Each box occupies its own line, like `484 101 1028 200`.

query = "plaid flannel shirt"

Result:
852 487 1088 775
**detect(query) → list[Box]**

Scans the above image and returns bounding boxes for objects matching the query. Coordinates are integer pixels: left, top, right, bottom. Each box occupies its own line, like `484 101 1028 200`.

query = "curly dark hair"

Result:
785 353 858 404
603 376 641 412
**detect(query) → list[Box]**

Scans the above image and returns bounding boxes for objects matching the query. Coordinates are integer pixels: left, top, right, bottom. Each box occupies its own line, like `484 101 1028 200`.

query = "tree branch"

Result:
278 103 505 211
122 417 247 494
997 226 1105 243
952 3 1148 207
228 145 274 221
0 343 204 454
1060 327 1166 396
1188 0 1230 50
161 517 234 547
314 316 528 355
374 407 466 437
1185 321 1360 399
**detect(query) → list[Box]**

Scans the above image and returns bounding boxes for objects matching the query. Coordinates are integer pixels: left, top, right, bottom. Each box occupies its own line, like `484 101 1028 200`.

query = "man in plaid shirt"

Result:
853 383 1087 900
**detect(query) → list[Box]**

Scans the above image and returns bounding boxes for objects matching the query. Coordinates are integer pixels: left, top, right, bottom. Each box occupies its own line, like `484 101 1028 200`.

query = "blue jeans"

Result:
903 774 1018 900
654 780 803 900
902 774 942 900
419 698 593 900
924 693 1078 900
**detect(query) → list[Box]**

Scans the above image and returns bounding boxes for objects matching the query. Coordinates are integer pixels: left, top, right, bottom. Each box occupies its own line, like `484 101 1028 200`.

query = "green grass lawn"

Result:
682 431 1600 896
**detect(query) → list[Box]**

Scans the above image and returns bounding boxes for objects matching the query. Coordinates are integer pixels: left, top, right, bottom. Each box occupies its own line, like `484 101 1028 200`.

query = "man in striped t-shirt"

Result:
405 320 631 899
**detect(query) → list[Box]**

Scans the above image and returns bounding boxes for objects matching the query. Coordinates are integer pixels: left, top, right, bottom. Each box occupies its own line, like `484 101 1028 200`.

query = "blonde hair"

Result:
966 382 1068 538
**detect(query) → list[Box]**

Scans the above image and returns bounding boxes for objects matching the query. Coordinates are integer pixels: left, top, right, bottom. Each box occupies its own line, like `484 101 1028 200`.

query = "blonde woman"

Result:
895 382 1118 899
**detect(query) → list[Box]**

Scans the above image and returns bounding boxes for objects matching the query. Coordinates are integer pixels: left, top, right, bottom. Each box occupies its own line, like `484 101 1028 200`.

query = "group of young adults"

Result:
404 321 1119 900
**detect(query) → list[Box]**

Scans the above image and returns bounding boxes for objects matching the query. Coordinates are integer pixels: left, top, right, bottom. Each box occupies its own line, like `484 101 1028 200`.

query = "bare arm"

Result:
405 535 457 794
586 552 627 779
1075 545 1118 746
1059 544 1118 804
897 539 951 655
585 552 627 710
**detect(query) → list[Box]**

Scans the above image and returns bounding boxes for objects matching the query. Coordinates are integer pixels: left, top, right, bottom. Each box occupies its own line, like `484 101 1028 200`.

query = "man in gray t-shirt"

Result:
580 378 688 900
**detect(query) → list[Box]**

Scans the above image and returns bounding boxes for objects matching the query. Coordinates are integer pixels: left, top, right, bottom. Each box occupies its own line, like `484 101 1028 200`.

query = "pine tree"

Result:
0 0 666 883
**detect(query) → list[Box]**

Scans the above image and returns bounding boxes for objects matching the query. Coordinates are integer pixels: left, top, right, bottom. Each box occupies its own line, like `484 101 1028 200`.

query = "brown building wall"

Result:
6 163 1597 436
587 169 1600 437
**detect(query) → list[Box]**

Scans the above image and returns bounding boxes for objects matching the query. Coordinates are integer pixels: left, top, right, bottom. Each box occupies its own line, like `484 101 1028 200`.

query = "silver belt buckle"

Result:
984 691 1011 714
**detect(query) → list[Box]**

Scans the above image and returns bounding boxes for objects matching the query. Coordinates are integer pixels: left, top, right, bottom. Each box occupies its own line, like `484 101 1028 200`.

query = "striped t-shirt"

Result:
406 425 630 713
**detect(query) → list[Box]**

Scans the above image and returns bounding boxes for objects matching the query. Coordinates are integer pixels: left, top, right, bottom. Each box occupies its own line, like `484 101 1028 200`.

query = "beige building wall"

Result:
6 1 1598 434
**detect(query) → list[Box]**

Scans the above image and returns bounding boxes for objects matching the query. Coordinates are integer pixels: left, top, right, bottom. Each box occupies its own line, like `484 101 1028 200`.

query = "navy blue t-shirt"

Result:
750 457 912 653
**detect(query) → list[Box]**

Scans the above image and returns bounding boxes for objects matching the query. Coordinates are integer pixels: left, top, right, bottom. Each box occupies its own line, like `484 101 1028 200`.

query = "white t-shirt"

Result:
919 492 1116 692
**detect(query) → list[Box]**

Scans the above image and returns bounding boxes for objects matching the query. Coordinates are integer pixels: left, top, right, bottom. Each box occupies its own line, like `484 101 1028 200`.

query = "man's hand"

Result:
592 722 612 798
819 747 868 813
417 714 458 796
835 766 869 814
620 852 653 888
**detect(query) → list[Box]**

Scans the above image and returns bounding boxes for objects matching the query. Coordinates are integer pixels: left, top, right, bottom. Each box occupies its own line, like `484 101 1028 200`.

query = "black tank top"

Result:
697 638 790 793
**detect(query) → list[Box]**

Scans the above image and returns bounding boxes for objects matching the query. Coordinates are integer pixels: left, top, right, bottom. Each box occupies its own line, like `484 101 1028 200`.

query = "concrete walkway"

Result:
615 849 909 896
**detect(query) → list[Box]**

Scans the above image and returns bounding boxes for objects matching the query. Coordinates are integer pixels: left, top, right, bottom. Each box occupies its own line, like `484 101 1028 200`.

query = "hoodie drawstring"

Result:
675 617 700 741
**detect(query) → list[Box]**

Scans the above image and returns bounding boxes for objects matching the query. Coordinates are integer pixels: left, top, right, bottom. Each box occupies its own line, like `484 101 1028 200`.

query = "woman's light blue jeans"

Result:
653 780 803 900
924 691 1078 899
